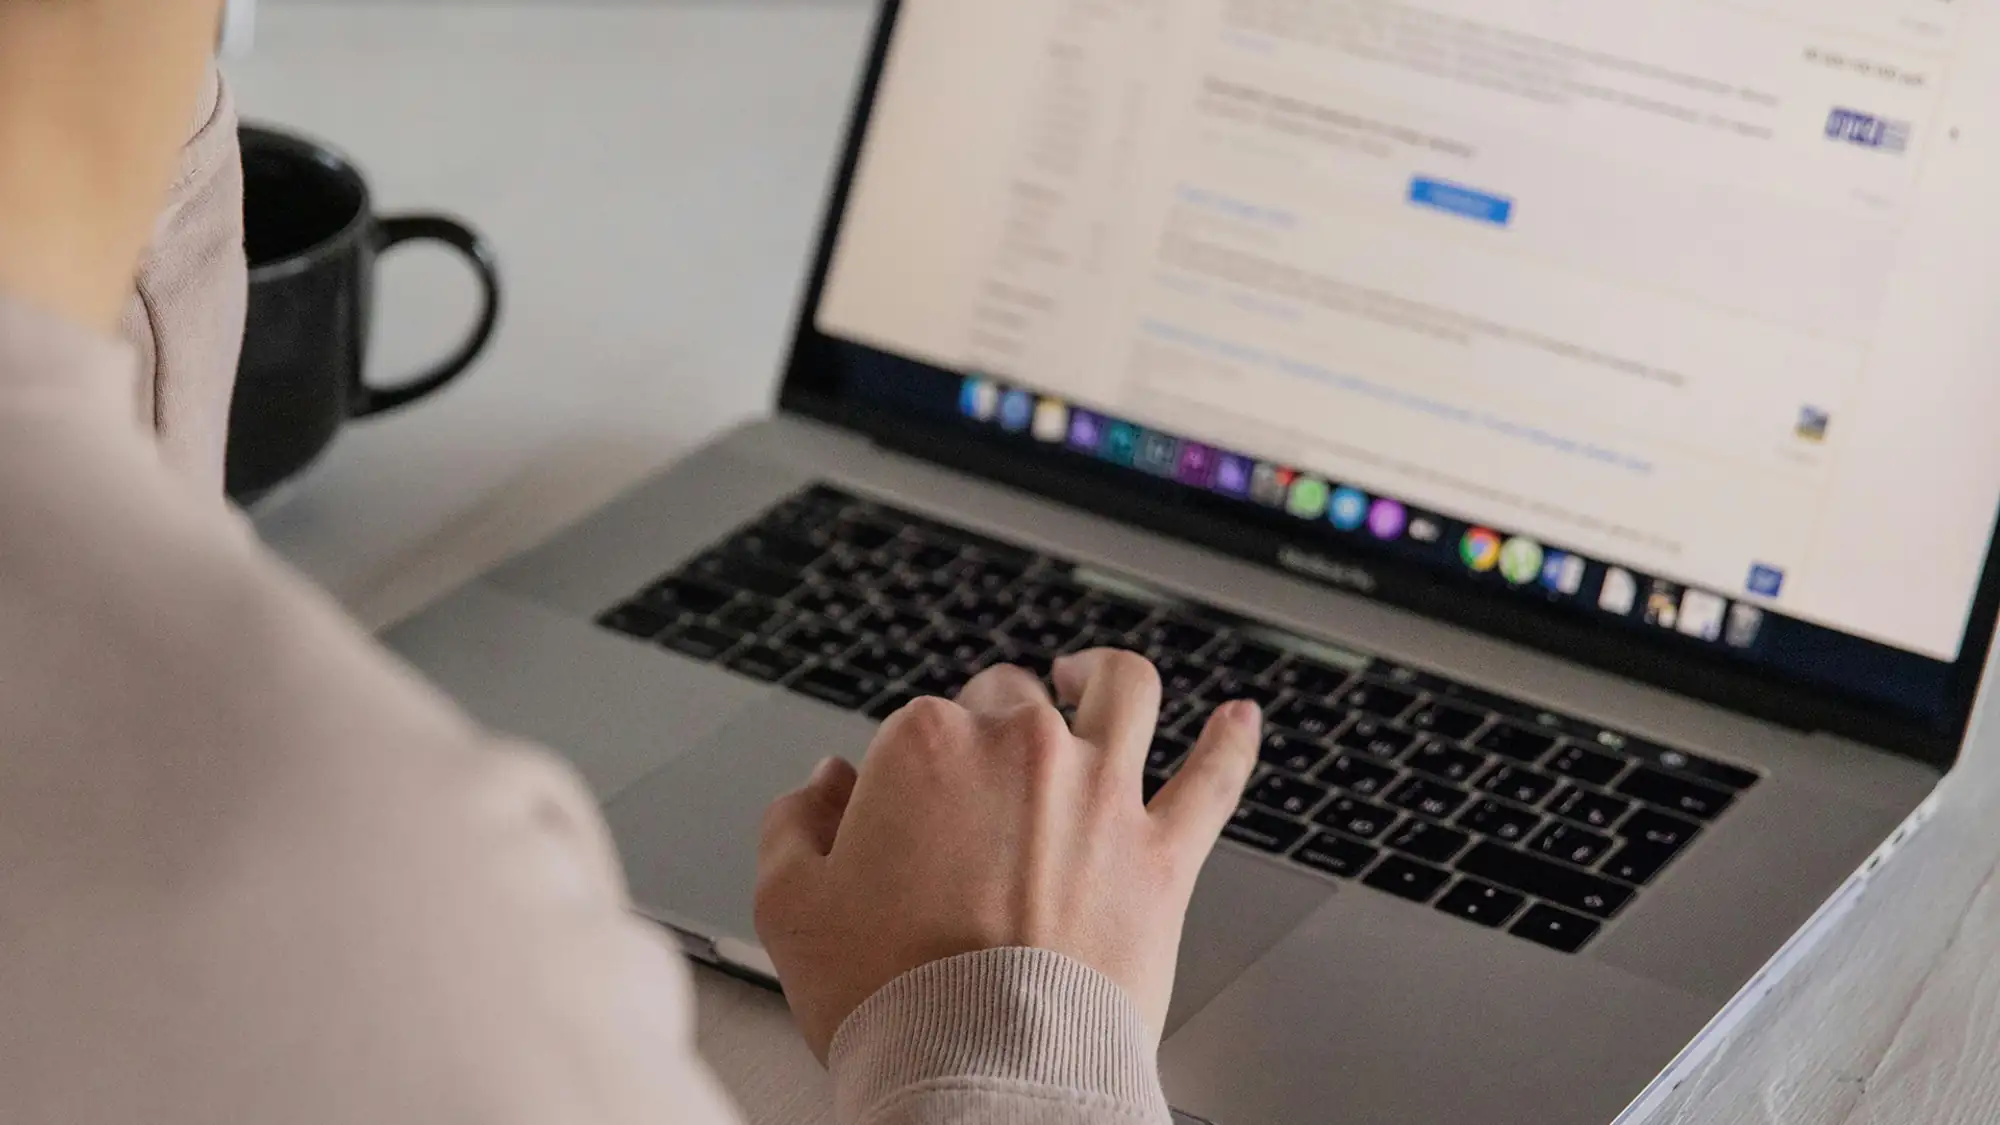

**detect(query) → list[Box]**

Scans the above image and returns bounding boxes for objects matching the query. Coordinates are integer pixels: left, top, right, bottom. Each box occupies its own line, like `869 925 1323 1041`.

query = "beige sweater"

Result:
0 74 1171 1125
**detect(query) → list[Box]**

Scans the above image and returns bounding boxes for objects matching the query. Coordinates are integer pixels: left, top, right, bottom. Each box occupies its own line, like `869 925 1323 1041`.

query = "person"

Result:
0 6 1263 1124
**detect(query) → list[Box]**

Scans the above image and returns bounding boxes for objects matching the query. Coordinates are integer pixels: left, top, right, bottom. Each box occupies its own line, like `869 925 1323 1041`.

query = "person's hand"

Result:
754 649 1262 1062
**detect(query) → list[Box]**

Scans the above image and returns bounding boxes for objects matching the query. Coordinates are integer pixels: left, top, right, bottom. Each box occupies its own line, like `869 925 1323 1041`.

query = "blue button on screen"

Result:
1409 178 1514 227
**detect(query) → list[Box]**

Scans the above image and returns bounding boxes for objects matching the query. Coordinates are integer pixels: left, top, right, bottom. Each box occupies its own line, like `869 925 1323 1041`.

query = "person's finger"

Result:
957 662 1053 718
1150 701 1262 872
1054 649 1161 766
757 757 860 880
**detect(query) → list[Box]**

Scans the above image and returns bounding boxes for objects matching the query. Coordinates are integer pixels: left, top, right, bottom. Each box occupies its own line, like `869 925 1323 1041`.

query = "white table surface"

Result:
232 6 2000 1124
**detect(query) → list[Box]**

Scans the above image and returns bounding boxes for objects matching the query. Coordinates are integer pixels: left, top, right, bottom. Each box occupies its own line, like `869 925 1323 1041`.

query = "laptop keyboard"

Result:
596 485 1760 955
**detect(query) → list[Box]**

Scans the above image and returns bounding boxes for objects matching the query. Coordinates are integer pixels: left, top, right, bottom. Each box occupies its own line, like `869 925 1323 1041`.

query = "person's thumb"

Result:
757 757 859 881
1149 702 1261 878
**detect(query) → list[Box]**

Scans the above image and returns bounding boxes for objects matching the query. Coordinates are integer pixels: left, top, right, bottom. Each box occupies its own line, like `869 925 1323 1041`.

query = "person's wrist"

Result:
828 948 1171 1123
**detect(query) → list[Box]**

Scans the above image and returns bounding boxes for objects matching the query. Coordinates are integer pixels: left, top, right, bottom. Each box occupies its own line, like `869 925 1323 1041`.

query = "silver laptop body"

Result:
387 2 2000 1121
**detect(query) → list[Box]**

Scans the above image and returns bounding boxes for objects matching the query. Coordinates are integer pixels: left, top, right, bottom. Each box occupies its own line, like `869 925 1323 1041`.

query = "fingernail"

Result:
1227 700 1263 727
809 757 840 786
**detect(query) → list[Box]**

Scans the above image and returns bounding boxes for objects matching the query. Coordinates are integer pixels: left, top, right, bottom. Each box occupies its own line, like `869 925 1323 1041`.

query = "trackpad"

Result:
1169 850 1334 1034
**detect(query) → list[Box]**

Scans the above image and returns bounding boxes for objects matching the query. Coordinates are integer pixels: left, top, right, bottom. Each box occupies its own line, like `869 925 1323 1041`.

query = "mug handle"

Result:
353 214 503 418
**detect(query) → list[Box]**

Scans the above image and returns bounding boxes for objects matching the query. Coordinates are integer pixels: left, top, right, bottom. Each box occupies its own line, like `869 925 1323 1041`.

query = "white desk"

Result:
234 7 2000 1124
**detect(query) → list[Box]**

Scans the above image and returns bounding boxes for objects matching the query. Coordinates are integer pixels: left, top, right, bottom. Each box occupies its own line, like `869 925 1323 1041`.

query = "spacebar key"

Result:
1457 842 1634 920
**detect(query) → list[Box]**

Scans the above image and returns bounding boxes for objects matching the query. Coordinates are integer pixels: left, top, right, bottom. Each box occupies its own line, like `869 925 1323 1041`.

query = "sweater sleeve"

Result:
118 63 247 495
830 950 1175 1125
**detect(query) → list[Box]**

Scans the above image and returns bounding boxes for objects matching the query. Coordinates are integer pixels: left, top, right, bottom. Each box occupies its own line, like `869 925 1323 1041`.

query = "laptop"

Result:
384 1 2000 1121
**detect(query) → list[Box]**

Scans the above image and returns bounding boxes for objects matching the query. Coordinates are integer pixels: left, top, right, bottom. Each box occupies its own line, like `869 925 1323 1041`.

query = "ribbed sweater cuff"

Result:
828 948 1170 1123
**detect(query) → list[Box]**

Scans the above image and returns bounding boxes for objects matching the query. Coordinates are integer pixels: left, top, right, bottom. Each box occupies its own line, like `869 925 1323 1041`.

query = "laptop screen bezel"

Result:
776 0 1995 774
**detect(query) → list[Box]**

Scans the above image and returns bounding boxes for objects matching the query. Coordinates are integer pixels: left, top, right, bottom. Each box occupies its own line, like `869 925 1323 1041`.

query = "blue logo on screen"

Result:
1826 108 1910 154
998 390 1034 432
1748 564 1786 599
1329 487 1370 531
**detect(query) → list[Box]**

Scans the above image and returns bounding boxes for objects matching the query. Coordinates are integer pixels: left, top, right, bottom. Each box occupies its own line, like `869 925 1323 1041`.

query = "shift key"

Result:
1457 842 1634 919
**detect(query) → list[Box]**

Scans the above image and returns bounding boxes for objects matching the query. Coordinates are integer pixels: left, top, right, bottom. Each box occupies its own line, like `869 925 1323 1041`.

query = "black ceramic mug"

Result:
227 124 501 502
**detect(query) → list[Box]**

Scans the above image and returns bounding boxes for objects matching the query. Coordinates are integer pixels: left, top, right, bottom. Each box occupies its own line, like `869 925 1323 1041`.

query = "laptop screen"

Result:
803 0 2000 740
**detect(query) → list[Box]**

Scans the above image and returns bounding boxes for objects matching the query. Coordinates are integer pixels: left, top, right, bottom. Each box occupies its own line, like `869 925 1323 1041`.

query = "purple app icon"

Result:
1214 454 1253 497
1177 443 1219 487
1067 410 1105 453
1367 498 1408 541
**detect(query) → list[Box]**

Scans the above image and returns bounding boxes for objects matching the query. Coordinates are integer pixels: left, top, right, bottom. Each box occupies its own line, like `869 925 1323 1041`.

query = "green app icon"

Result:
1287 476 1331 519
1499 537 1545 585
1103 423 1139 466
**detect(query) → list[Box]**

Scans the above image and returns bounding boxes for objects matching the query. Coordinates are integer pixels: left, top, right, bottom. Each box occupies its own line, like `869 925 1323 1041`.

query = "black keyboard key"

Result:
1002 614 1081 653
937 592 1013 631
781 621 863 660
919 624 995 667
1531 822 1616 868
884 568 959 607
1510 904 1601 953
1273 660 1351 698
1457 798 1542 845
899 542 962 572
1318 752 1398 798
845 644 931 683
1342 682 1419 719
1208 672 1288 709
1157 657 1218 699
1143 770 1170 802
1550 786 1633 831
598 602 675 640
1158 697 1209 733
1547 744 1626 787
992 643 1059 680
1294 833 1381 879
1385 776 1473 820
660 624 741 662
1224 805 1311 855
1436 879 1526 929
791 585 869 622
1617 808 1702 850
866 691 920 720
1458 842 1633 919
1269 699 1347 739
1210 638 1284 675
642 577 736 618
1479 764 1560 807
1409 702 1486 740
1022 580 1089 614
1386 820 1471 865
1313 795 1400 840
1141 618 1219 654
853 605 933 641
1364 855 1452 903
1334 718 1416 760
1617 767 1735 820
730 529 823 571
792 666 884 711
1088 600 1153 633
906 664 968 698
715 599 783 635
1405 739 1485 782
1476 723 1559 764
1603 839 1682 886
724 644 804 683
839 520 899 551
1148 733 1193 774
1248 773 1330 818
713 561 805 601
